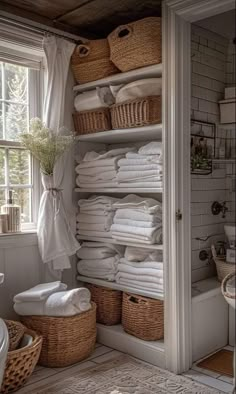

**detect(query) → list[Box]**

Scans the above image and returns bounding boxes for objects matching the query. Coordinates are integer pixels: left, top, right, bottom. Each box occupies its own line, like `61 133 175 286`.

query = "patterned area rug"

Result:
25 355 223 394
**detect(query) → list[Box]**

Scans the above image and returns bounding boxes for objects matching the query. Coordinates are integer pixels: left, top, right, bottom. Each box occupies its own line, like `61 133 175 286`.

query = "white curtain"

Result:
37 35 80 279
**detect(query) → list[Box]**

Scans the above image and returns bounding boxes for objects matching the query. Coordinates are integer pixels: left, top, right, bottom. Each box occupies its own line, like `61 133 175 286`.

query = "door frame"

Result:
163 0 235 374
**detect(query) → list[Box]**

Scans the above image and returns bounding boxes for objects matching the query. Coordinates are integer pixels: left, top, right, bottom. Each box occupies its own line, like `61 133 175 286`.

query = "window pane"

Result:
5 63 28 104
12 188 31 223
0 102 3 139
9 149 30 185
0 149 5 185
5 102 28 140
0 189 5 208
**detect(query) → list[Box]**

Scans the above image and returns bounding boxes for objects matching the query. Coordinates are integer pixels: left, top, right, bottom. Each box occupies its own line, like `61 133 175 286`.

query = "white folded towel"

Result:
78 203 117 213
117 172 162 183
138 141 162 156
124 246 163 262
118 158 162 166
77 181 119 188
111 223 162 238
76 213 114 226
14 281 67 303
80 242 124 255
126 153 161 160
115 209 162 222
77 222 111 232
77 156 124 169
119 258 163 270
118 164 162 172
116 271 163 284
118 182 162 188
76 165 117 175
114 218 161 228
77 263 116 281
83 147 136 162
117 263 163 278
78 171 117 182
112 194 162 213
78 255 119 271
77 247 116 260
14 288 91 316
116 278 163 292
77 229 112 238
78 196 119 211
112 228 162 244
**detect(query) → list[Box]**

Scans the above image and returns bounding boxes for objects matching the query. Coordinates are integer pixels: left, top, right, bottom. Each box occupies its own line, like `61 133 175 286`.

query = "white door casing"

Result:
163 0 235 374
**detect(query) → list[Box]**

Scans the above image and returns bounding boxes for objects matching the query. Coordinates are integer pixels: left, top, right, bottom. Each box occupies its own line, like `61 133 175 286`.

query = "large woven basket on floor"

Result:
86 284 122 325
110 96 161 129
4 320 25 351
71 40 118 84
108 17 162 72
122 292 164 341
1 328 42 394
73 108 111 135
214 257 236 282
20 303 97 368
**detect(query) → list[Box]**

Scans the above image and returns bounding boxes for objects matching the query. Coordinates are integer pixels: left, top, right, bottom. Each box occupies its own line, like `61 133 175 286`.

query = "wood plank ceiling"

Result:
0 0 162 38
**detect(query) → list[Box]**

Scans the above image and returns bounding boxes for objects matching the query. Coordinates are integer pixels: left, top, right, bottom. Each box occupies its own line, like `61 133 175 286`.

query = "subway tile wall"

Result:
191 25 235 283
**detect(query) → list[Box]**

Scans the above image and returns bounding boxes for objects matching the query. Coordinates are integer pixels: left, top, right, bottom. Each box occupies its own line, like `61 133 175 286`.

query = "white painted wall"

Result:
191 25 235 282
0 234 78 319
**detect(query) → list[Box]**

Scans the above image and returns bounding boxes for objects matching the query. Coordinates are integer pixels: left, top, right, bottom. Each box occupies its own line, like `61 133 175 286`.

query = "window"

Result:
0 60 42 230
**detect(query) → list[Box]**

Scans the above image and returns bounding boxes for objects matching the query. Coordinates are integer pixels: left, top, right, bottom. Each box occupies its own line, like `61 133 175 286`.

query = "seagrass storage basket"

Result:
108 17 162 72
4 320 25 351
214 257 236 282
20 303 97 368
1 328 42 394
122 292 164 341
87 284 122 325
110 96 161 129
71 39 118 84
73 108 111 135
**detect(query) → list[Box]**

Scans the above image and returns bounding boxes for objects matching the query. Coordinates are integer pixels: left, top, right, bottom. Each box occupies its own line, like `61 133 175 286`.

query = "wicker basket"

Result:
73 108 111 135
71 40 118 84
86 284 122 325
122 292 164 341
108 17 162 72
1 328 42 394
110 96 161 129
20 303 97 368
4 320 25 351
214 257 236 282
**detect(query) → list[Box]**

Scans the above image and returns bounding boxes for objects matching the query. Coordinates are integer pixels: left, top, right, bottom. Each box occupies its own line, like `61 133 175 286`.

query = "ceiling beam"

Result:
0 2 97 38
54 0 95 22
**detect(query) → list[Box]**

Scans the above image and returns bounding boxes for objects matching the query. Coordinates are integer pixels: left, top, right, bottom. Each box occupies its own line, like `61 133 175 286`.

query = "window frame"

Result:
0 35 44 232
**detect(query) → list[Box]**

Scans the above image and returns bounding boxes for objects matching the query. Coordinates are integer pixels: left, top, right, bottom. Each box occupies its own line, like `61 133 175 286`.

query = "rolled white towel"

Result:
14 281 67 303
14 288 91 317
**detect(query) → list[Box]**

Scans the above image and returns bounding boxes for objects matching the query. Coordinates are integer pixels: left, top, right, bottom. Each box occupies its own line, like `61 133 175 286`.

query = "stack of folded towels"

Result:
117 141 163 188
116 246 164 294
77 195 120 239
77 242 124 281
111 194 162 244
13 281 91 316
75 147 135 188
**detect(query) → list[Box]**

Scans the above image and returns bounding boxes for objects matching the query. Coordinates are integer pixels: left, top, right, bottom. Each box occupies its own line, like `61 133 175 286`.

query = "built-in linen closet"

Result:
73 14 166 368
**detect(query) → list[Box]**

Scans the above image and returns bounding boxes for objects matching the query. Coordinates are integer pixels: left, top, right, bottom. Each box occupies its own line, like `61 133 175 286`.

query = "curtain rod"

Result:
0 14 84 44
